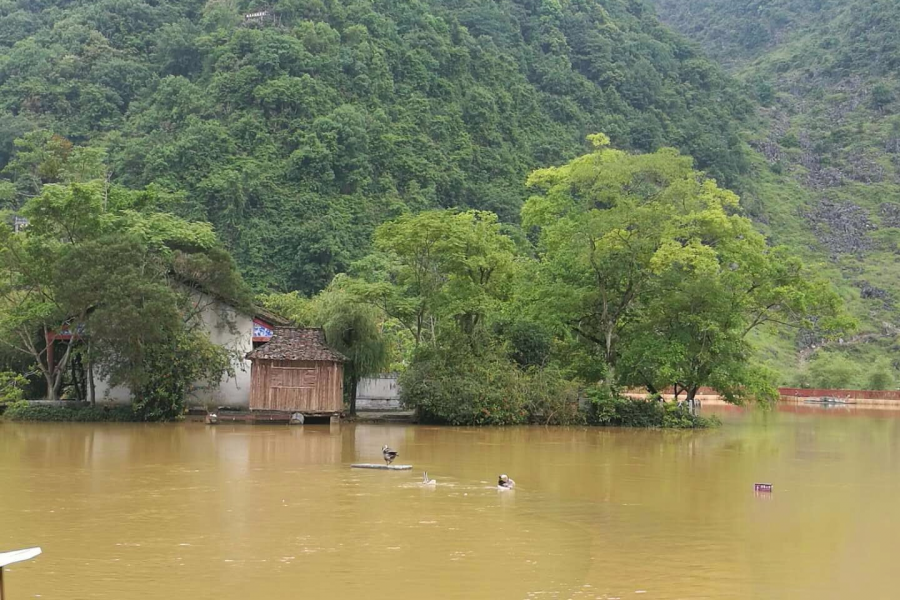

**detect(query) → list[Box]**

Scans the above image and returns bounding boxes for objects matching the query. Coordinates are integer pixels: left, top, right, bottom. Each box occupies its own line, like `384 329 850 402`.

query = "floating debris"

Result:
351 463 412 470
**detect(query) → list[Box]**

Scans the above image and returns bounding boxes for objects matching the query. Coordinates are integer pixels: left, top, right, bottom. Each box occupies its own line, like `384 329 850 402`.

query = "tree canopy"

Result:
0 180 247 411
522 136 851 405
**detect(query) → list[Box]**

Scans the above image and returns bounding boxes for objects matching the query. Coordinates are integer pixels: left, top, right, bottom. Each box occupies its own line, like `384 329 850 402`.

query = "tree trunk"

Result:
605 328 614 367
71 355 83 402
45 337 55 400
44 370 57 401
50 341 74 402
86 340 96 405
349 376 359 417
686 386 700 416
88 359 96 406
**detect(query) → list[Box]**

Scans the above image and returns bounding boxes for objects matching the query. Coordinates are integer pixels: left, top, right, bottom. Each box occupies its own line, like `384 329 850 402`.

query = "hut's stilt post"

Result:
0 565 5 600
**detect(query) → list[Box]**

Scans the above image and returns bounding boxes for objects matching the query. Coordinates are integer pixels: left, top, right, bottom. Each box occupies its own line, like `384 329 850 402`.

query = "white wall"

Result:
93 293 255 408
356 374 401 411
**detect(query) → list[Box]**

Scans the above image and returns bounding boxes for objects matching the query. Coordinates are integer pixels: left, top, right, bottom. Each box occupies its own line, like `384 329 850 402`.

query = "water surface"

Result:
2 407 899 599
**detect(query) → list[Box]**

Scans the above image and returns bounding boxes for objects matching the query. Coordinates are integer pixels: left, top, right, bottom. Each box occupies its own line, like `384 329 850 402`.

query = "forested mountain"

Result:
0 0 750 294
1 0 893 388
652 0 900 386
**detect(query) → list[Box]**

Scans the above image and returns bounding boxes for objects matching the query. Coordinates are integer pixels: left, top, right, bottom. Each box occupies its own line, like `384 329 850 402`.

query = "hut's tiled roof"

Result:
246 327 346 362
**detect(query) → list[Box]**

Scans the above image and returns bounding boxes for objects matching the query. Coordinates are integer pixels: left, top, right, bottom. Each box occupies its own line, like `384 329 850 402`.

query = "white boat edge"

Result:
0 547 42 568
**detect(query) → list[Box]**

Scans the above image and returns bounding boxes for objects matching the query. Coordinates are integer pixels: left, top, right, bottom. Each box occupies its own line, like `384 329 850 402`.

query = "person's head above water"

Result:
499 474 509 484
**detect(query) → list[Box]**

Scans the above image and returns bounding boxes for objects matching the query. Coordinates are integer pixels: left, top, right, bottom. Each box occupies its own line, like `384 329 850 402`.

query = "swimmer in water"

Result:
498 474 515 489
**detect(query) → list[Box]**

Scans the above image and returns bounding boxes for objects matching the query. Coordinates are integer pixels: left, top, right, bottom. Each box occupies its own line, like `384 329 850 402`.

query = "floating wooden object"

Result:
754 483 773 492
0 547 41 600
206 410 339 425
351 463 412 470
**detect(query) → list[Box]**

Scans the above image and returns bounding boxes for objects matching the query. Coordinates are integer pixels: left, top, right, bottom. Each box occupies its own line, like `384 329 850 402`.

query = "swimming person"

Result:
498 474 515 489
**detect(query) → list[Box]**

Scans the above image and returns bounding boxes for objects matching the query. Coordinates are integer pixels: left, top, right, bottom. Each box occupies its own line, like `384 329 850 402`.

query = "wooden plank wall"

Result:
249 360 344 412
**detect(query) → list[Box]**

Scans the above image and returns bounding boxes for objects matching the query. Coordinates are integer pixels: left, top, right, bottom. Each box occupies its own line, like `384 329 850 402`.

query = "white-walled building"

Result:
91 293 287 408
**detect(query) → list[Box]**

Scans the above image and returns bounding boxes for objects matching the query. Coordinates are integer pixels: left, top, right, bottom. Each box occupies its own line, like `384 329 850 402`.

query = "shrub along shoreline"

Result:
1 396 718 428
2 402 145 422
586 393 719 429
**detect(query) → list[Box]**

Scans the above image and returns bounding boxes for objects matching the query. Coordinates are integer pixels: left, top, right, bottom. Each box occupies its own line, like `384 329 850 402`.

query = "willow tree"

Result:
523 134 851 406
317 282 390 417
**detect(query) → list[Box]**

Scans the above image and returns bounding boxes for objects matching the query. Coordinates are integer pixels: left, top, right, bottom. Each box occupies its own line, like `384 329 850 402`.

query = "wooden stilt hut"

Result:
246 327 346 415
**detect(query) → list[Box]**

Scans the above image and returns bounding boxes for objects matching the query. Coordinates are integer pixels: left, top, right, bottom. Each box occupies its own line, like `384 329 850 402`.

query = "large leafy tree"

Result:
316 279 391 417
350 210 517 346
523 135 852 406
0 181 247 410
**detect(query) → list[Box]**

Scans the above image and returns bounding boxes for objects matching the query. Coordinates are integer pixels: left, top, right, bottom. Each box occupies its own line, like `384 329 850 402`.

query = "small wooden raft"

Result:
351 463 412 470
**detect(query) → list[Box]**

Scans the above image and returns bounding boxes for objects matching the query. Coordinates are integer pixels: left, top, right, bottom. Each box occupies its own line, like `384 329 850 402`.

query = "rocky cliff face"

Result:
650 0 900 382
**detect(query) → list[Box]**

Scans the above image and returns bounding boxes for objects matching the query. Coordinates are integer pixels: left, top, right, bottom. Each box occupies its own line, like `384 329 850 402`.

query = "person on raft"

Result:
498 474 515 489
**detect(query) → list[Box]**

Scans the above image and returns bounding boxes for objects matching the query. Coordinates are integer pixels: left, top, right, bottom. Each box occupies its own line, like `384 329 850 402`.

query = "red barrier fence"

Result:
777 387 900 401
658 387 900 402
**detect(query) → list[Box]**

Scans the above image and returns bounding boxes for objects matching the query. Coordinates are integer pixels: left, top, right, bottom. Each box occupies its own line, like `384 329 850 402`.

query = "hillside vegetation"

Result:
1 0 892 391
0 0 750 295
652 0 900 387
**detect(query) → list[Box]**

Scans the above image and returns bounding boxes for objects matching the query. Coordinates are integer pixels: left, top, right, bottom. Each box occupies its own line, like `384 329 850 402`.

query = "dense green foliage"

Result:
522 136 849 405
0 0 751 295
0 369 25 403
0 181 246 412
399 332 582 426
587 391 718 428
651 0 900 387
3 401 140 421
131 329 238 420
652 0 900 75
332 142 848 425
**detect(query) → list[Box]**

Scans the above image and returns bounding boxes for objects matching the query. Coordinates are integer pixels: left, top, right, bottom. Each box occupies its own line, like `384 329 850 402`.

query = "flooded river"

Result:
2 406 900 599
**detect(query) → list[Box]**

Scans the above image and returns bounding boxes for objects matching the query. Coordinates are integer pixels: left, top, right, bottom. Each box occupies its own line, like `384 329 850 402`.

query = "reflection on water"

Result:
2 407 900 599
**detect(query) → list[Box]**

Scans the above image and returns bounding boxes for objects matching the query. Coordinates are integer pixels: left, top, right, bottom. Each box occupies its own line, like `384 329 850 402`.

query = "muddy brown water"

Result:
2 406 900 599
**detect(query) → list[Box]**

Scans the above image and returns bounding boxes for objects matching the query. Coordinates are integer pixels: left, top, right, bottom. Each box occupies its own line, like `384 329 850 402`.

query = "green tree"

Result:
316 279 390 417
866 359 895 390
870 83 895 110
524 135 851 407
522 134 696 381
0 370 27 404
0 181 247 411
809 352 858 390
2 132 108 207
350 210 517 346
